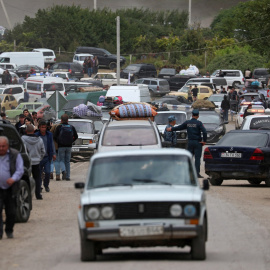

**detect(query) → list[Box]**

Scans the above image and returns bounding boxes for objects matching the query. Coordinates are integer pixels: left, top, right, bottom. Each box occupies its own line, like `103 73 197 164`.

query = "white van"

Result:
185 77 228 91
32 48 56 66
0 52 44 68
73 53 93 66
106 84 151 103
23 76 65 101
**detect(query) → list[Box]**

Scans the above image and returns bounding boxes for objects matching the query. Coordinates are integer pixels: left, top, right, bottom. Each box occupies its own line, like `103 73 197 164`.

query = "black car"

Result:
252 68 269 85
75 47 126 70
198 110 227 144
168 75 197 91
0 121 35 222
120 64 157 82
204 130 270 187
14 65 45 78
50 62 84 79
158 68 177 80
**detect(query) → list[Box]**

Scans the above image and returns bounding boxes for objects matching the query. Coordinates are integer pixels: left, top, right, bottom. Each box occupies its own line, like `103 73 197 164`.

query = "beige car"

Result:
0 94 18 112
169 85 213 101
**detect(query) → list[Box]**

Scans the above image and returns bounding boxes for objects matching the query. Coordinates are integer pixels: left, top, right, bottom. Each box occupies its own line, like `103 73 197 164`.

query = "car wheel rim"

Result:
19 186 30 219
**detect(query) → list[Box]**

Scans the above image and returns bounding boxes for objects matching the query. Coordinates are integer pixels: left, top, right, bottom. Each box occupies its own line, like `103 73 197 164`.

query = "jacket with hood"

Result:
21 134 46 165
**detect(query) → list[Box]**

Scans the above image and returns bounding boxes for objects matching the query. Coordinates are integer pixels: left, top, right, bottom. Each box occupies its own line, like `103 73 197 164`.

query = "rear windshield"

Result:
250 117 270 130
102 126 157 146
159 81 169 86
160 69 175 75
254 70 269 76
124 65 140 72
212 78 227 86
217 133 268 147
155 113 186 125
43 52 54 57
44 83 64 91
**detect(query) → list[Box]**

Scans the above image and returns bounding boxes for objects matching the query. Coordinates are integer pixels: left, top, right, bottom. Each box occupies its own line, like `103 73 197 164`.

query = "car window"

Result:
199 114 220 125
88 155 195 189
44 83 64 91
254 70 269 76
143 80 151 84
26 104 34 109
217 132 268 147
69 121 94 134
12 87 23 94
199 87 209 93
155 113 186 125
34 104 42 109
102 126 158 146
106 74 114 79
43 52 54 56
9 96 15 101
159 81 169 86
1 126 22 151
249 117 270 130
151 81 157 85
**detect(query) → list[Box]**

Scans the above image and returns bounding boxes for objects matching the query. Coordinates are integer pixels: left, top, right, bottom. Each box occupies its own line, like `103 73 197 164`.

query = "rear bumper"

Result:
71 146 94 156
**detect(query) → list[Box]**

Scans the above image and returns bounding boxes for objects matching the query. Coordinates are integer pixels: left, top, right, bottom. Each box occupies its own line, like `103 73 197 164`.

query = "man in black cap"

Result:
15 114 25 133
167 109 207 178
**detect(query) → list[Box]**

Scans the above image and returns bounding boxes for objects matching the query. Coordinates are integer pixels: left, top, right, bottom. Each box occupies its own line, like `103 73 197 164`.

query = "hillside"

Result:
0 0 249 29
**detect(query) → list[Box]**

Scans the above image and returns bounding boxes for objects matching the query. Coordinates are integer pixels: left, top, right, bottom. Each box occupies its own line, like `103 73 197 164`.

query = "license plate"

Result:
45 58 52 60
221 152 242 158
119 225 164 237
71 148 80 152
164 76 170 78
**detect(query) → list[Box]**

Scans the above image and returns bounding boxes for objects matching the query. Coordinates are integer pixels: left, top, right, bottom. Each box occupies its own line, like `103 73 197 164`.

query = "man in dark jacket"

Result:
36 121 56 192
54 114 78 181
0 136 24 239
221 95 230 121
15 114 25 132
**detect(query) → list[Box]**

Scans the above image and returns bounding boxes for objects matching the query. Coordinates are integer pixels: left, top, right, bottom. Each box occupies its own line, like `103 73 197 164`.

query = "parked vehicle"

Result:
0 51 44 68
91 72 128 86
0 94 18 112
185 77 227 92
211 69 244 87
14 65 45 78
0 85 24 104
120 64 157 82
252 68 269 86
5 102 43 121
51 71 78 82
106 84 151 103
133 78 170 97
50 62 84 79
204 130 270 186
23 76 65 100
73 53 93 66
208 94 227 110
64 82 102 96
241 115 270 130
75 47 126 70
158 68 177 79
32 48 56 66
168 74 197 91
0 63 17 71
75 148 209 261
0 121 35 222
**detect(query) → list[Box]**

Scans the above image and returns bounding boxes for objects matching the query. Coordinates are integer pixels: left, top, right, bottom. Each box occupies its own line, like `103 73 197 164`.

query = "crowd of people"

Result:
83 56 99 77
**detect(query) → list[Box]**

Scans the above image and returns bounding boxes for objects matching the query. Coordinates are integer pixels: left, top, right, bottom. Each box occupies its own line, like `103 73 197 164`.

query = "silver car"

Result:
134 78 170 96
75 149 209 261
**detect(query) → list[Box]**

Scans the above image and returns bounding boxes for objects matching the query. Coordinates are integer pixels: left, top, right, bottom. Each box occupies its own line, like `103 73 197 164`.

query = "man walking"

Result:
15 114 25 132
191 85 198 101
0 136 24 239
167 109 207 178
36 121 56 192
22 125 45 200
23 89 30 102
163 115 177 147
54 114 78 181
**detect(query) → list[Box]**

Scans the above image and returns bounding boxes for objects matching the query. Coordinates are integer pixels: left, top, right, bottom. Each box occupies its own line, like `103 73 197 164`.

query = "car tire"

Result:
109 62 117 70
18 99 23 104
265 179 270 187
15 180 31 223
15 115 20 122
248 179 262 185
209 177 223 186
232 81 241 88
191 216 207 260
80 230 96 261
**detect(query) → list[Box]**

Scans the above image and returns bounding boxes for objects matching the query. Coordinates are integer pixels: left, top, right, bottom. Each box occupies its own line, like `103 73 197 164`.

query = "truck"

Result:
0 51 44 68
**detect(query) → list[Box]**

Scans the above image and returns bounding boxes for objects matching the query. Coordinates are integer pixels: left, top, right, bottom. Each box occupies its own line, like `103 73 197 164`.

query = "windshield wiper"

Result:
93 183 132 188
132 179 172 185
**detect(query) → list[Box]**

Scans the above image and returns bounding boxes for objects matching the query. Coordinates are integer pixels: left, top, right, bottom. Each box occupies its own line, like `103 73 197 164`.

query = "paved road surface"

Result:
0 122 270 269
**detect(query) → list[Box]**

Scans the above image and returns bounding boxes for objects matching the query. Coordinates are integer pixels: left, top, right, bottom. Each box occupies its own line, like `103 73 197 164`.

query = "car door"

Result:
198 87 210 99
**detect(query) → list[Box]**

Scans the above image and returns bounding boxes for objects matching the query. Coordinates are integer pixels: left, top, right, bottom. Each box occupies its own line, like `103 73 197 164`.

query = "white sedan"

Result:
81 72 128 86
235 104 265 129
241 114 270 130
51 72 78 82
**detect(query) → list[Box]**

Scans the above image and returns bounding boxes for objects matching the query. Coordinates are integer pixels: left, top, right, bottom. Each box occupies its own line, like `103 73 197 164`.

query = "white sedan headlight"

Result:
170 204 182 217
87 207 100 220
101 206 114 219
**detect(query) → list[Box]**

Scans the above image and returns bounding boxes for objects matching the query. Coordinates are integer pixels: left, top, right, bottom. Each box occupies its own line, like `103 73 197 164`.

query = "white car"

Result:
235 104 265 129
211 69 244 87
90 72 128 86
75 149 209 261
32 48 56 65
241 114 270 130
154 110 188 148
73 53 93 66
51 71 78 82
207 93 226 112
0 84 24 104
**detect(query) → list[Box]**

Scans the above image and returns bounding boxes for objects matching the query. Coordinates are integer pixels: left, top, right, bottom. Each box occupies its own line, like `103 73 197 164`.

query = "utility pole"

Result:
0 0 12 29
93 0 97 11
116 16 120 85
188 0 192 26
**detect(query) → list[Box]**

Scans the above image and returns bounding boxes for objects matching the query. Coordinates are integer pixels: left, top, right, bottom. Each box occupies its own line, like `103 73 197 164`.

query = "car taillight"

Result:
250 148 264 160
69 69 72 74
54 58 56 61
242 78 244 81
204 147 213 159
64 92 66 96
157 86 159 91
240 114 244 117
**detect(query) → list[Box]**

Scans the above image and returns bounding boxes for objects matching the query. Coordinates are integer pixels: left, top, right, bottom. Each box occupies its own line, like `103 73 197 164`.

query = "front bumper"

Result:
71 146 94 156
82 224 202 242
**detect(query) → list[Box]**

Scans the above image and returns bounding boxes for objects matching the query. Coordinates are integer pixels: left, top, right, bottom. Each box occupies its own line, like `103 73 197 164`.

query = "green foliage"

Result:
207 51 265 73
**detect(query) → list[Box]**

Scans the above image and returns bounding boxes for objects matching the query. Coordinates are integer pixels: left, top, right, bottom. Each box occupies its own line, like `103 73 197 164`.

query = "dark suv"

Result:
120 64 157 82
75 47 126 70
252 68 270 86
50 62 84 79
0 121 35 222
168 74 197 91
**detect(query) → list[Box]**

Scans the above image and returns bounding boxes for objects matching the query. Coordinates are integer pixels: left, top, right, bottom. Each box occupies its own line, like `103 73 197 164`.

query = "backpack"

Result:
58 124 74 146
